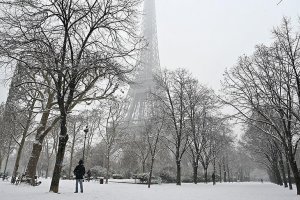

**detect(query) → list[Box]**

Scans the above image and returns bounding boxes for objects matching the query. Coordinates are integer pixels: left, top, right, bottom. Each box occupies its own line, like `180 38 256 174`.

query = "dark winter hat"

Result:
79 160 84 165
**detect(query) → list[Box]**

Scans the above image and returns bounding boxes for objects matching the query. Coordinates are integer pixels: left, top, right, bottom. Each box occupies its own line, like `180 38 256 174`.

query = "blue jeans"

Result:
75 179 83 193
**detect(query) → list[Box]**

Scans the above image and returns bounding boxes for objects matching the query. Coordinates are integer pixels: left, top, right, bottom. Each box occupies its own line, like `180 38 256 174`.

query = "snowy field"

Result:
0 179 298 200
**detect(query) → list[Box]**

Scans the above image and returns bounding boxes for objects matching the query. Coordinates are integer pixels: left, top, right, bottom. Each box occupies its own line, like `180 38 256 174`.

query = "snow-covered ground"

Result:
0 179 298 200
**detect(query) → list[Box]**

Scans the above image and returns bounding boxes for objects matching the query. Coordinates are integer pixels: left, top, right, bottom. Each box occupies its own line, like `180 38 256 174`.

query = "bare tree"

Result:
184 77 208 184
98 100 128 184
143 99 166 188
0 0 143 192
154 68 191 185
198 117 228 184
183 78 222 184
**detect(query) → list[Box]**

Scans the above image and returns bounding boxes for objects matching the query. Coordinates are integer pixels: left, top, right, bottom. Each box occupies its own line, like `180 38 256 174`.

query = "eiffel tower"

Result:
126 0 160 123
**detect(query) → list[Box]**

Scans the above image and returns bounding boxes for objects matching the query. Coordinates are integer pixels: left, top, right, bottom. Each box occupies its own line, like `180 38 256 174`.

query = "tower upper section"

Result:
134 0 160 87
126 0 161 122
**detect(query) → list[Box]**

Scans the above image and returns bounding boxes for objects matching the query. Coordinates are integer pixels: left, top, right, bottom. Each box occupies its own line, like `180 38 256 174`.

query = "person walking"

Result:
74 160 86 193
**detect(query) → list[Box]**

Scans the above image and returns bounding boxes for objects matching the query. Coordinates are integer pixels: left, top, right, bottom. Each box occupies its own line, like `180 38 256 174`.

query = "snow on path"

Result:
0 179 298 200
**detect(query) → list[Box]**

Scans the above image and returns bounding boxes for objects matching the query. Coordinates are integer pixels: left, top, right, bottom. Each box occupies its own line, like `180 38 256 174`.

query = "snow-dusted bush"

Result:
112 174 124 179
159 170 176 183
182 176 193 183
90 166 110 178
132 173 149 183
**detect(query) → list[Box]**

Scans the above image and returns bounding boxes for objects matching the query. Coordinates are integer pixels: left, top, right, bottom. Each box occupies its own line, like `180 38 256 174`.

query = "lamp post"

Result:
83 126 89 163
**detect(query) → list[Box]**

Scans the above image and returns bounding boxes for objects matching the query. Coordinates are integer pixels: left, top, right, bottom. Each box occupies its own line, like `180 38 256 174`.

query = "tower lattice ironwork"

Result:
126 0 160 122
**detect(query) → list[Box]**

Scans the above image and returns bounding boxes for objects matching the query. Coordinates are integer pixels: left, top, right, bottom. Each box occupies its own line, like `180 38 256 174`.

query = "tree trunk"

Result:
223 163 227 183
238 168 243 182
148 157 155 188
213 157 216 185
176 160 181 185
286 158 292 190
273 162 283 186
219 162 222 183
11 136 26 184
279 153 288 188
49 115 69 193
226 163 230 182
267 168 276 184
105 153 110 184
68 135 76 179
3 153 9 177
3 152 10 178
192 161 198 184
26 125 59 181
46 162 50 179
45 141 51 179
26 140 43 179
25 93 55 181
204 167 208 184
142 159 146 173
288 157 300 195
0 151 3 172
3 136 12 179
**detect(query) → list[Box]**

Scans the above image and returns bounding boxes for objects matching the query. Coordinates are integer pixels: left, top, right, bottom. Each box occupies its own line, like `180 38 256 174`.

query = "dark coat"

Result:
74 164 86 179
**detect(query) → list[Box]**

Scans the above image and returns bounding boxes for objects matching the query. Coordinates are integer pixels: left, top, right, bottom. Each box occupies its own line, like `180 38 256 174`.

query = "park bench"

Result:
15 174 41 186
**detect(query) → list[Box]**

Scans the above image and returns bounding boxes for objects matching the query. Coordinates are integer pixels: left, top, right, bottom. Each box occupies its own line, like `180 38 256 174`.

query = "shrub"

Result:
158 170 176 183
123 171 133 179
112 174 124 179
132 173 149 183
90 166 110 178
182 176 193 183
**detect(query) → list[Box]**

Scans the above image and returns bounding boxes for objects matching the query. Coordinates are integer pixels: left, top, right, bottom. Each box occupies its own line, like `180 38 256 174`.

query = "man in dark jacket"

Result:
74 160 85 193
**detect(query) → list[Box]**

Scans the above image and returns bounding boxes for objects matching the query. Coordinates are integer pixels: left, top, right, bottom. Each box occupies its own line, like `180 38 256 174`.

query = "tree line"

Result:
0 0 143 193
223 18 300 195
0 0 240 190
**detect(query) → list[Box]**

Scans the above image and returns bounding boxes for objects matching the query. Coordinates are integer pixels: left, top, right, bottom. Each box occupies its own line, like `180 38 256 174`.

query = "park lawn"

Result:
0 179 297 200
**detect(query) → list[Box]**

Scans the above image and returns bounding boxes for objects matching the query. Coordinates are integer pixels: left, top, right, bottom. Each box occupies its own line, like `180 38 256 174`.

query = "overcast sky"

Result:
0 0 299 103
156 0 300 90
